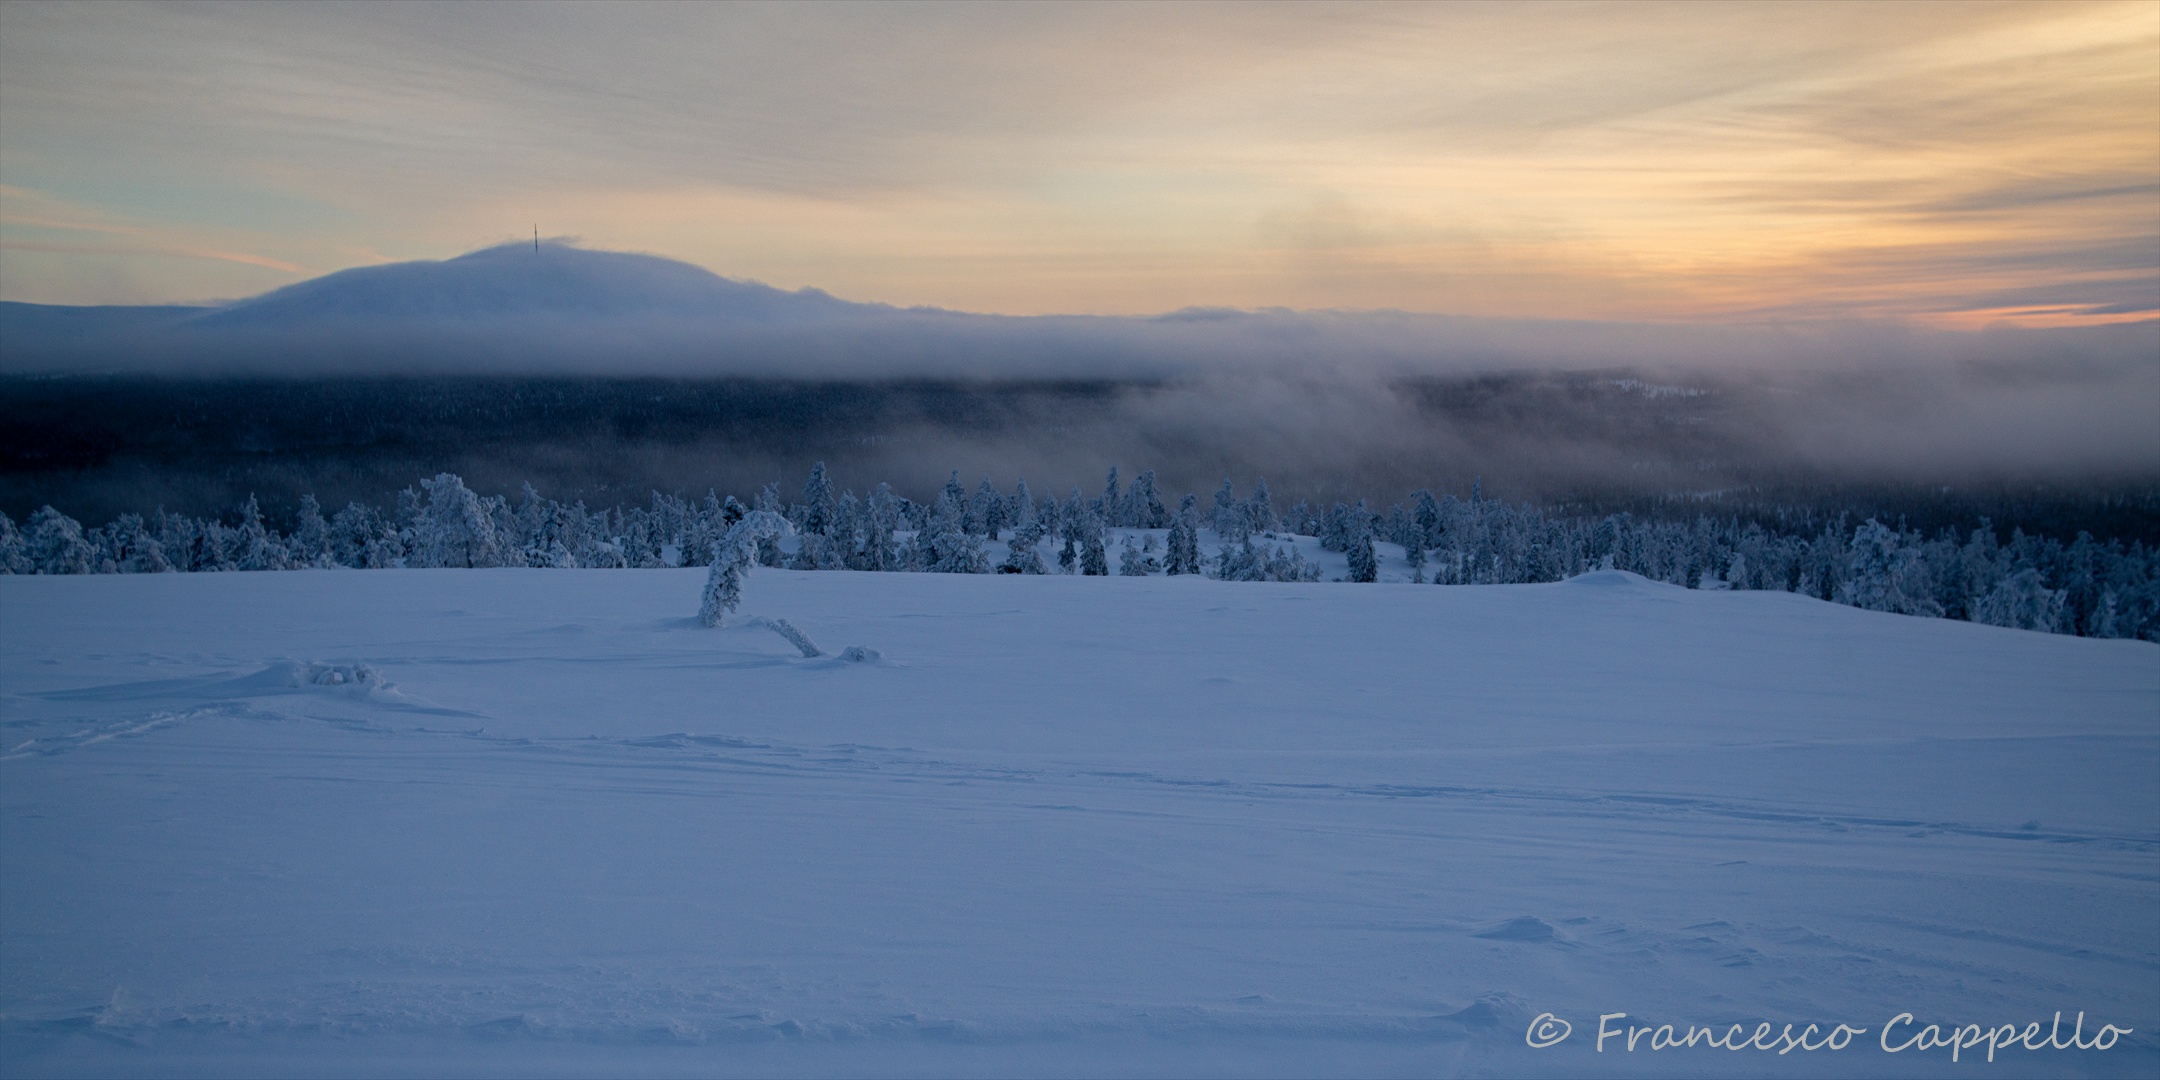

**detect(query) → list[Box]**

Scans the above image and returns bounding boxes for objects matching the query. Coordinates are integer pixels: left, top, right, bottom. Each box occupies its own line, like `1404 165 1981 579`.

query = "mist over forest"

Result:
3 243 2154 540
4 371 2156 547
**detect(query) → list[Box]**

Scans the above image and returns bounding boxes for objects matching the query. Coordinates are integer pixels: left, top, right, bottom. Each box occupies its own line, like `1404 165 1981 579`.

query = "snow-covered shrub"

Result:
1118 535 1155 575
1213 538 1318 582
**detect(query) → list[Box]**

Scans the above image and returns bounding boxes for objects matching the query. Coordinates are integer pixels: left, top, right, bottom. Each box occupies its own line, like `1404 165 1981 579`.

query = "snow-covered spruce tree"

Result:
699 510 791 627
1318 502 1351 552
799 462 836 538
1413 489 1442 550
25 507 96 575
752 484 786 567
1213 538 1260 581
322 502 380 568
2087 589 2124 639
969 478 1004 537
862 483 902 571
718 493 747 531
1081 535 1109 576
788 531 828 571
674 492 723 569
1055 488 1086 572
507 483 551 565
787 470 842 569
151 510 206 572
1839 519 1940 617
566 504 624 569
1212 480 1247 543
1008 480 1036 536
1245 478 1275 535
1267 542 1321 583
289 495 331 568
0 513 27 574
231 496 291 572
827 491 864 568
912 489 987 574
1129 469 1167 529
1000 515 1049 574
1165 495 1202 575
1216 537 1317 582
1383 503 1414 552
92 513 172 574
1346 517 1379 583
1102 467 1123 527
406 474 510 569
1972 568 2067 633
1074 498 1109 576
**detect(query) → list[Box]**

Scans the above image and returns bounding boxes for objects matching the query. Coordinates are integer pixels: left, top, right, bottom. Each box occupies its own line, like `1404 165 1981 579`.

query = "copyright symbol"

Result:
1525 1012 1572 1048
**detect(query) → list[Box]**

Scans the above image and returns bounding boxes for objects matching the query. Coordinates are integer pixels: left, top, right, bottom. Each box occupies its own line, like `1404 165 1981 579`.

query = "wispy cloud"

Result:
0 238 302 274
0 2 2151 323
0 184 306 294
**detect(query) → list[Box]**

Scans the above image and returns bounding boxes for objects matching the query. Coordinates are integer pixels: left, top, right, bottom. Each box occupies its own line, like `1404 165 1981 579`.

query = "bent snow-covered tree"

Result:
699 511 791 627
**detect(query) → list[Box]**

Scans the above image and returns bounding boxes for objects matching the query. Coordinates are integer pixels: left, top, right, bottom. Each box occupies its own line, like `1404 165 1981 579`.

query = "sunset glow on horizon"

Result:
1 1 2153 328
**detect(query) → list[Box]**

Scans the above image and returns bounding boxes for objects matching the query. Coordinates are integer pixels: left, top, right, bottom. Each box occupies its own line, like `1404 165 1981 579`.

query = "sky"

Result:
1 1 2155 326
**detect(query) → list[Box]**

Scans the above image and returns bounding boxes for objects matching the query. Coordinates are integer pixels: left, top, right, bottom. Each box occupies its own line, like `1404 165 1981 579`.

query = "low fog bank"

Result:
6 293 2155 387
5 364 2155 544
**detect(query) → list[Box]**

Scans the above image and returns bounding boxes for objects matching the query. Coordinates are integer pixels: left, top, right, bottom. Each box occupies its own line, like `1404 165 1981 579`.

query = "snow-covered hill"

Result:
2 568 2154 1077
194 242 869 326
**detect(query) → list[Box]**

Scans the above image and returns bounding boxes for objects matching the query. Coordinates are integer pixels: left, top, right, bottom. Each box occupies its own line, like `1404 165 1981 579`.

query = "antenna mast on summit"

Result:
533 225 539 253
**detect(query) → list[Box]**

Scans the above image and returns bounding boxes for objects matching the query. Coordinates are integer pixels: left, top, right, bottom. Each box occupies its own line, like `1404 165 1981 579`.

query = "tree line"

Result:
2 464 2154 640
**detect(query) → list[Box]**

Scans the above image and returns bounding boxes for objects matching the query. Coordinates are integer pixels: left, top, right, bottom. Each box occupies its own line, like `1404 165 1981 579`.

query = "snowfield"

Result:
2 567 2155 1078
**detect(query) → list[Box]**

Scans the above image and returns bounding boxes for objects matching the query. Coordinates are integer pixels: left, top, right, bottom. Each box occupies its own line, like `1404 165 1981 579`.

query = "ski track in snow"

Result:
1 568 2155 1077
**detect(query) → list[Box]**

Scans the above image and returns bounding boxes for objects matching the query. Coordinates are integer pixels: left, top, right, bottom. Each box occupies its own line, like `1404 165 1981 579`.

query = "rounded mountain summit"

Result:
197 242 873 327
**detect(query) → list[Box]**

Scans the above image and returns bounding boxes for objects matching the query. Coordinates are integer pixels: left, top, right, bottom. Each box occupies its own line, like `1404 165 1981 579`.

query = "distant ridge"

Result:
194 242 871 326
2 241 2152 379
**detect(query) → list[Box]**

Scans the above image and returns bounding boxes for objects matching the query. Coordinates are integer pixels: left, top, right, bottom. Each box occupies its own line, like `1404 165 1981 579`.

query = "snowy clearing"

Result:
1 568 2155 1078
